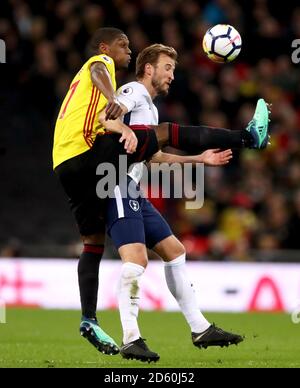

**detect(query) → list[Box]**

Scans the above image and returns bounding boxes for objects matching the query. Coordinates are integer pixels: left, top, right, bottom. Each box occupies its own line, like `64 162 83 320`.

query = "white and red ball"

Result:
203 24 242 63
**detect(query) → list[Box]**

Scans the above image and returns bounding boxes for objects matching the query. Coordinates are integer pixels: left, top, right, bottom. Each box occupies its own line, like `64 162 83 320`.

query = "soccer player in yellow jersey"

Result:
53 28 138 356
53 28 137 169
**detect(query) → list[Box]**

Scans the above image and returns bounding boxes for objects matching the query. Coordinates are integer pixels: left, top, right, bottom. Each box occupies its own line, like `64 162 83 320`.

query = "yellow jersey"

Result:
53 54 116 169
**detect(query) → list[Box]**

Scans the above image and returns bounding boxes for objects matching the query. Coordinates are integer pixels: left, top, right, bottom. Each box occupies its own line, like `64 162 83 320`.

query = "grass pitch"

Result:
0 309 299 368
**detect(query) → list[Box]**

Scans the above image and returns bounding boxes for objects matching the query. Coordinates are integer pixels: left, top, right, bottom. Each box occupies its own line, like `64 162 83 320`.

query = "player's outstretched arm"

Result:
98 110 138 154
150 149 232 166
90 62 123 121
195 149 233 166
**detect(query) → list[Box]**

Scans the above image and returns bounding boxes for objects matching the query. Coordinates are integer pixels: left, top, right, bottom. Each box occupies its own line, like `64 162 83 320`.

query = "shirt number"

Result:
59 80 80 119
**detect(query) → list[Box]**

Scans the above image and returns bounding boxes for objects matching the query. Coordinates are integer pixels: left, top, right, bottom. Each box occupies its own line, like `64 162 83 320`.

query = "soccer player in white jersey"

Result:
100 44 271 362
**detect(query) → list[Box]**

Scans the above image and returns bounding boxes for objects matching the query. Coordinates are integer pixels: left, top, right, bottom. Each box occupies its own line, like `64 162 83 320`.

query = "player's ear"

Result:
99 42 110 55
145 63 153 76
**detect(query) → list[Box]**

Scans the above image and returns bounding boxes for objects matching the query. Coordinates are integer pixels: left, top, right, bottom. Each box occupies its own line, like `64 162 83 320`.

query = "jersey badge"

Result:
122 87 133 96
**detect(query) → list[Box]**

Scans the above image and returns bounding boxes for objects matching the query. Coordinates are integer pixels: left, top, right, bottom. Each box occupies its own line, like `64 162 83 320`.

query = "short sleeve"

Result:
98 55 114 73
116 84 140 112
88 55 114 76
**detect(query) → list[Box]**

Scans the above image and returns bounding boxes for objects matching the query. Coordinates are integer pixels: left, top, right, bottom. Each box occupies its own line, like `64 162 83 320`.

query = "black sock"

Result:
168 123 253 153
78 244 104 320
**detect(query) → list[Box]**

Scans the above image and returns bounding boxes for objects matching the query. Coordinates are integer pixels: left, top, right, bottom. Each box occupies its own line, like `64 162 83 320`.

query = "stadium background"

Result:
1 0 300 263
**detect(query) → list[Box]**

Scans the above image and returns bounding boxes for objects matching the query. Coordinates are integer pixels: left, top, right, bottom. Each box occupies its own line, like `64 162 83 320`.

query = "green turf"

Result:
0 309 299 368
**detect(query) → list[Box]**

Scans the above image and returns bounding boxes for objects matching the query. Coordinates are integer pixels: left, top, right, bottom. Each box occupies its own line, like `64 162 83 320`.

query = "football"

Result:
202 24 242 63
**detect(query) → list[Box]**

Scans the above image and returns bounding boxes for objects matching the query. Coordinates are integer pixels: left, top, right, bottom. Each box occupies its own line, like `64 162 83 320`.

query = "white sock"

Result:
164 254 210 333
117 262 145 344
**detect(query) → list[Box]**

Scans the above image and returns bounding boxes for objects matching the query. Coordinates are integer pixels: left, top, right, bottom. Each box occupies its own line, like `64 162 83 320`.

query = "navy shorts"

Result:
106 177 173 250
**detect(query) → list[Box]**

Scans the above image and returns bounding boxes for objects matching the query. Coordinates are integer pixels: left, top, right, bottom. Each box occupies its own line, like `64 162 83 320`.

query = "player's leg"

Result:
153 236 243 348
142 202 244 349
106 177 159 363
79 231 104 321
55 151 119 355
153 235 211 334
77 217 106 322
103 99 270 170
151 99 270 153
142 202 211 333
78 229 120 356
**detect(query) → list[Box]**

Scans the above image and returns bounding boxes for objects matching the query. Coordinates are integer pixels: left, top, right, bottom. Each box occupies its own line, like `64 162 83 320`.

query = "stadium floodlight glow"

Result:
0 299 6 324
0 39 6 63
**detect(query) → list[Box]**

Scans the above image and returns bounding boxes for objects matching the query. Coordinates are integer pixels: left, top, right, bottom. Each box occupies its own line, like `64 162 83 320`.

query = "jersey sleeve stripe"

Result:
86 89 100 133
85 89 101 145
83 86 96 146
83 87 100 148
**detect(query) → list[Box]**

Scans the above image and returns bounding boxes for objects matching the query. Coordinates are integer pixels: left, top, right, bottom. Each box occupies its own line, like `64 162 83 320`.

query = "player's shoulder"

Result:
98 54 114 65
86 54 115 68
118 81 146 97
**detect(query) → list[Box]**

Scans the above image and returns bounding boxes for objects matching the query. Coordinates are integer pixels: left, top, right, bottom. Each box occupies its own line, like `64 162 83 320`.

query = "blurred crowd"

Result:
1 0 300 260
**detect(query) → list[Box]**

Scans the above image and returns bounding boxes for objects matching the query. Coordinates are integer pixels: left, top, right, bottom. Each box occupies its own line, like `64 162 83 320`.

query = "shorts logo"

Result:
122 87 133 96
129 200 140 212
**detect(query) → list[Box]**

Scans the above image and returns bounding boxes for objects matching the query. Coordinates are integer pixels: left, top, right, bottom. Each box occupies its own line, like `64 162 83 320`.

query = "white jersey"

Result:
117 81 159 183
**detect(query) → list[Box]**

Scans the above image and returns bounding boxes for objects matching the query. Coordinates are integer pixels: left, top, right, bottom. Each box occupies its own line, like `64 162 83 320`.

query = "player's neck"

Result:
138 79 157 100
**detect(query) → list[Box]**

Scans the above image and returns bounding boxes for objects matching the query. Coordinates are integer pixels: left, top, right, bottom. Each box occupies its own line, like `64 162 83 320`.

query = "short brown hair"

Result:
136 44 178 79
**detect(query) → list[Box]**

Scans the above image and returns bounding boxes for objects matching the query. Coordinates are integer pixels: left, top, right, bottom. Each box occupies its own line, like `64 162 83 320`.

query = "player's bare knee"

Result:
138 257 148 268
173 241 186 258
168 241 186 261
131 252 148 269
158 122 170 130
119 243 148 268
124 256 148 269
154 237 186 262
155 122 170 147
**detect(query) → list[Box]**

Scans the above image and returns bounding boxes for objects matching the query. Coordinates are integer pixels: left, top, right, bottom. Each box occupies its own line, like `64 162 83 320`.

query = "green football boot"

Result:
245 98 271 149
80 317 119 355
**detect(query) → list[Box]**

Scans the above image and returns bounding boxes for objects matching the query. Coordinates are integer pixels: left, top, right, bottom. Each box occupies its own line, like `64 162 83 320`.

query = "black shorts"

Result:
55 126 159 236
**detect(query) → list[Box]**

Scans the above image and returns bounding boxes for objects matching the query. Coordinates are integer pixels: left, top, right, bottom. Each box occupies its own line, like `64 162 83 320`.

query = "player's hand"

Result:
105 98 123 120
119 127 138 154
198 149 233 166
